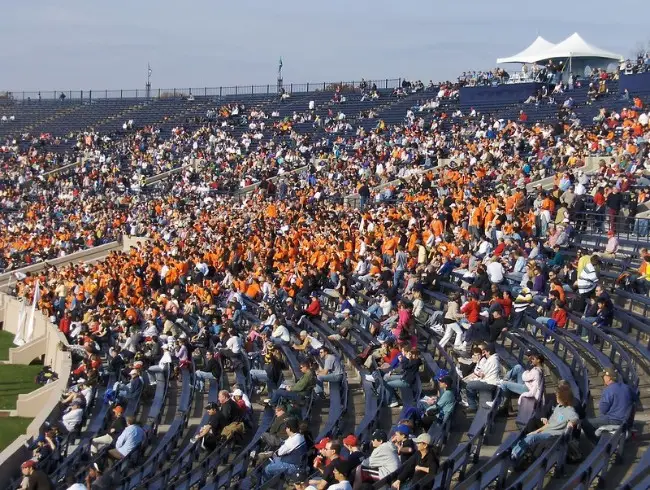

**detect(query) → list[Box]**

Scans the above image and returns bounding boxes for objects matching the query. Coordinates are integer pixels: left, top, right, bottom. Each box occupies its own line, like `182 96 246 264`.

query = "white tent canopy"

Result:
538 33 623 62
496 36 557 65
497 33 623 65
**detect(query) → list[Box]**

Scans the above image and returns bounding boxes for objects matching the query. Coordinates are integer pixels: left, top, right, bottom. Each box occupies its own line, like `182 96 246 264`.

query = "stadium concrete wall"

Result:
0 293 71 470
0 235 148 470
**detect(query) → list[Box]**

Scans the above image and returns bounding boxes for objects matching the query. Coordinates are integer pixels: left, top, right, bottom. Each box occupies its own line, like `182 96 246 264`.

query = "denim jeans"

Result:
366 304 383 320
250 368 269 385
194 370 217 392
384 374 410 404
394 269 405 288
146 365 167 385
501 364 528 396
315 373 343 394
270 389 305 406
262 460 299 482
581 316 597 337
270 337 289 346
511 432 555 461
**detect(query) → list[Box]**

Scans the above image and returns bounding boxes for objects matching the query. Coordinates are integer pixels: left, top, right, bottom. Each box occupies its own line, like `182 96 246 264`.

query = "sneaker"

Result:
485 400 495 408
460 399 469 408
389 401 400 408
263 398 271 405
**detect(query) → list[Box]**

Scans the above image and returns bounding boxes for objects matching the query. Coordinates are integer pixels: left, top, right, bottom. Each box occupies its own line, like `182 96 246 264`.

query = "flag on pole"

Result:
148 64 152 78
13 298 27 347
24 280 41 344
279 57 283 70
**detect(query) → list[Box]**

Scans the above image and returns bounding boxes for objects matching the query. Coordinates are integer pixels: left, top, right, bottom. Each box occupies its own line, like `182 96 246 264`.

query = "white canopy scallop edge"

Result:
496 36 557 64
497 33 623 64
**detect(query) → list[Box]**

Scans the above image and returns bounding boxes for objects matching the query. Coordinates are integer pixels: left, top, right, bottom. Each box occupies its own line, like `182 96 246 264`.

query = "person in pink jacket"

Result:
487 350 545 411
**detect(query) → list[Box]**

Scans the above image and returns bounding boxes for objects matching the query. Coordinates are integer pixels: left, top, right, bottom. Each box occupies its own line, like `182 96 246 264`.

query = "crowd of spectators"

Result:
3 68 650 490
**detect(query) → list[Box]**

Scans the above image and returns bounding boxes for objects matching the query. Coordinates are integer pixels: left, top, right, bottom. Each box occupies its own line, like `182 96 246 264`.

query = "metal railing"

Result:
572 210 649 241
0 78 402 103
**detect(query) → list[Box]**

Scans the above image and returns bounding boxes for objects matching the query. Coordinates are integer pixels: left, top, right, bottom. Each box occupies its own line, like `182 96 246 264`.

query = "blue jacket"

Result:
600 382 633 424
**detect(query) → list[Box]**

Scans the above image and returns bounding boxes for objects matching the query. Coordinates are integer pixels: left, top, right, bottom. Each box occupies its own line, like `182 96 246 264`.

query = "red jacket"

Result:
551 308 568 328
461 300 480 323
59 317 71 335
305 299 321 316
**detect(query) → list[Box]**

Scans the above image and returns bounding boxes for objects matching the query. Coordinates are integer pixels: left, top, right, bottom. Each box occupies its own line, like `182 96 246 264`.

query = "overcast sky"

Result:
1 0 648 93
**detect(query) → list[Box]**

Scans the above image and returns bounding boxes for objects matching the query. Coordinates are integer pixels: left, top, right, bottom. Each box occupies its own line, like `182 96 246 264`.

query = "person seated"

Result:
19 460 53 490
391 433 439 489
392 425 415 463
256 403 289 455
191 402 221 450
107 417 145 462
329 459 354 490
61 399 84 433
91 405 126 454
112 369 143 401
488 350 544 413
311 439 343 489
293 330 323 355
510 382 578 465
355 430 400 485
315 347 344 395
342 434 364 469
383 346 422 408
265 360 316 407
419 375 456 430
581 368 634 444
461 342 500 413
261 418 306 482
31 428 58 466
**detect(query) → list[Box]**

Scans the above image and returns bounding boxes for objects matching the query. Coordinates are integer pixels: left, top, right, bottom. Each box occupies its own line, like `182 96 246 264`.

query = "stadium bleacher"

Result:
0 64 649 490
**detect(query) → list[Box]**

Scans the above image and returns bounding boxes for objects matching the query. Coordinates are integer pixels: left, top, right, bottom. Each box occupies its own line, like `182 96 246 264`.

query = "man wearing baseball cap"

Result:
358 429 400 482
311 438 341 489
20 459 52 489
112 368 143 401
191 402 220 450
392 424 415 463
582 368 635 444
259 403 289 452
392 433 439 489
91 405 126 454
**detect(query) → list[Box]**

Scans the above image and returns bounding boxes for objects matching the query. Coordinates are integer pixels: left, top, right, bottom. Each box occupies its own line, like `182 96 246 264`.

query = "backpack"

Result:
566 438 583 463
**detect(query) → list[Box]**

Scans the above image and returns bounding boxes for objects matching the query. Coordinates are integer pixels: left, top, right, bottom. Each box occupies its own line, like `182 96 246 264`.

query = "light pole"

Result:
277 57 283 95
146 63 152 99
